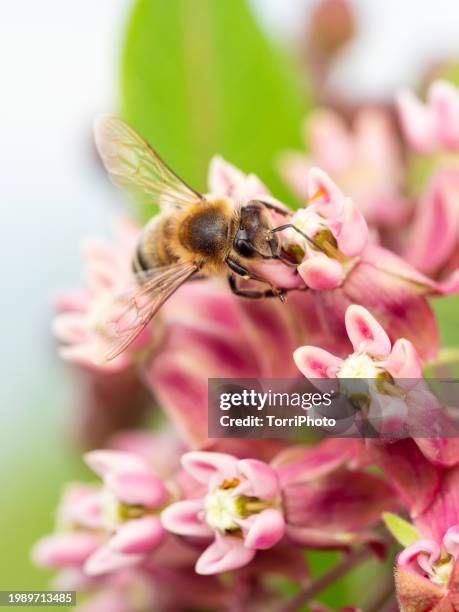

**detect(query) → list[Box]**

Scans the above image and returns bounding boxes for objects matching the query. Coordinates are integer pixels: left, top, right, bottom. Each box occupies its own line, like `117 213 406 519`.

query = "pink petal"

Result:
84 450 147 478
307 167 344 216
396 89 437 154
31 533 99 568
336 198 368 256
195 535 255 575
84 544 141 576
277 152 310 200
430 80 459 149
298 255 344 290
109 516 165 554
236 459 280 500
307 110 353 173
181 452 238 484
345 304 391 356
293 346 342 378
207 156 246 197
72 492 104 529
397 539 441 575
383 338 422 379
405 170 459 275
243 508 285 550
161 499 212 538
443 525 459 559
105 470 166 508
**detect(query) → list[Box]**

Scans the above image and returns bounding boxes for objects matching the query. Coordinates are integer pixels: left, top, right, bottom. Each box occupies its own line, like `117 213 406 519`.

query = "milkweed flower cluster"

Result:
34 79 459 611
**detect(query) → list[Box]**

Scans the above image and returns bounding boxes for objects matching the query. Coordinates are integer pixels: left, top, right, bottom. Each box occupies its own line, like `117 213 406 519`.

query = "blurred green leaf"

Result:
382 512 420 547
121 0 308 218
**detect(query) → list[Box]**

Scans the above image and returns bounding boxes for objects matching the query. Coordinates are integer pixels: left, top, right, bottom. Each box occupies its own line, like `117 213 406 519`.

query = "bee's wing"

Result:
94 115 204 209
104 261 199 361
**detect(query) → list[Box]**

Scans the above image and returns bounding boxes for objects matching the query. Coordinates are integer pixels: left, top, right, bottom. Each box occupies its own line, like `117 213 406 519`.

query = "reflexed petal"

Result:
298 255 344 290
293 346 342 379
109 516 165 554
207 155 246 196
345 304 391 356
84 544 141 576
195 535 256 575
243 509 285 550
105 470 167 508
237 459 280 499
31 533 99 568
337 198 368 257
181 452 238 484
307 167 344 215
84 450 146 478
430 80 459 148
384 339 423 379
443 525 459 559
405 170 459 275
397 89 437 154
397 539 441 575
161 499 212 538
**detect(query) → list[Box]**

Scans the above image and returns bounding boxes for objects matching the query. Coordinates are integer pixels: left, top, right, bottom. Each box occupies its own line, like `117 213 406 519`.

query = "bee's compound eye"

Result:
235 239 255 258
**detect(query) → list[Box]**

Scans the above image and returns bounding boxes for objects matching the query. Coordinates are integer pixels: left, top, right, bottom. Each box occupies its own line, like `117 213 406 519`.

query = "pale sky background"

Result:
2 0 459 446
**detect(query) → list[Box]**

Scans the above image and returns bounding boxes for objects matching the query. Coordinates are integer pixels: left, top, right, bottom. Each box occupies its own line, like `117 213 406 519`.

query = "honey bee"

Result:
94 115 298 361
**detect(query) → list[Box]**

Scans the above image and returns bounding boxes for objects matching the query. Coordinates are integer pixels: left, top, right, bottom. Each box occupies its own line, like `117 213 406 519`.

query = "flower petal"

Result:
109 516 165 554
307 167 344 216
31 533 99 568
384 338 422 379
336 198 368 257
236 459 280 499
397 539 441 576
397 89 437 154
161 499 212 538
181 452 238 484
345 304 391 356
105 470 167 508
430 80 459 149
243 509 285 550
294 346 342 379
84 544 141 576
84 450 146 478
195 535 255 575
298 255 344 290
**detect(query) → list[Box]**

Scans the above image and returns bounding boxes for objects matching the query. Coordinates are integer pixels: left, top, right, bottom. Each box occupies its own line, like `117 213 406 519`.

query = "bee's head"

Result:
233 201 279 259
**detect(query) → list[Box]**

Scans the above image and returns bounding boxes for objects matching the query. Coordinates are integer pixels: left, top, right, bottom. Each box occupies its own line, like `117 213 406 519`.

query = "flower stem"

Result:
278 547 371 612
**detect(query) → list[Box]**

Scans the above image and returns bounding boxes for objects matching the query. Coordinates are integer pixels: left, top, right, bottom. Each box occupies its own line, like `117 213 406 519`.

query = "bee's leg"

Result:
228 274 281 299
226 258 287 301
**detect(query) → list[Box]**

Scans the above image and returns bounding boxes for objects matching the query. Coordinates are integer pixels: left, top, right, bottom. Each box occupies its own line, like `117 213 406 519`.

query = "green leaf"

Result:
120 0 308 219
383 512 420 547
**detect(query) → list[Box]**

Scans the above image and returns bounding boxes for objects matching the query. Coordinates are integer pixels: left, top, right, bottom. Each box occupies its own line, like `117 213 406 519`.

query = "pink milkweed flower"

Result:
53 219 152 372
161 452 285 575
282 171 459 361
278 108 407 227
294 303 422 381
396 526 459 611
33 451 169 577
294 304 423 434
397 80 459 154
284 167 368 291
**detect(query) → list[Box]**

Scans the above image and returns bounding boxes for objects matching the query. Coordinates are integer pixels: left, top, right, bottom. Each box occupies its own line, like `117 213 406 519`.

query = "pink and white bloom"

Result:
161 452 285 575
279 108 407 226
53 219 151 372
396 526 459 611
397 80 459 154
284 167 368 290
294 304 422 381
33 451 169 576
